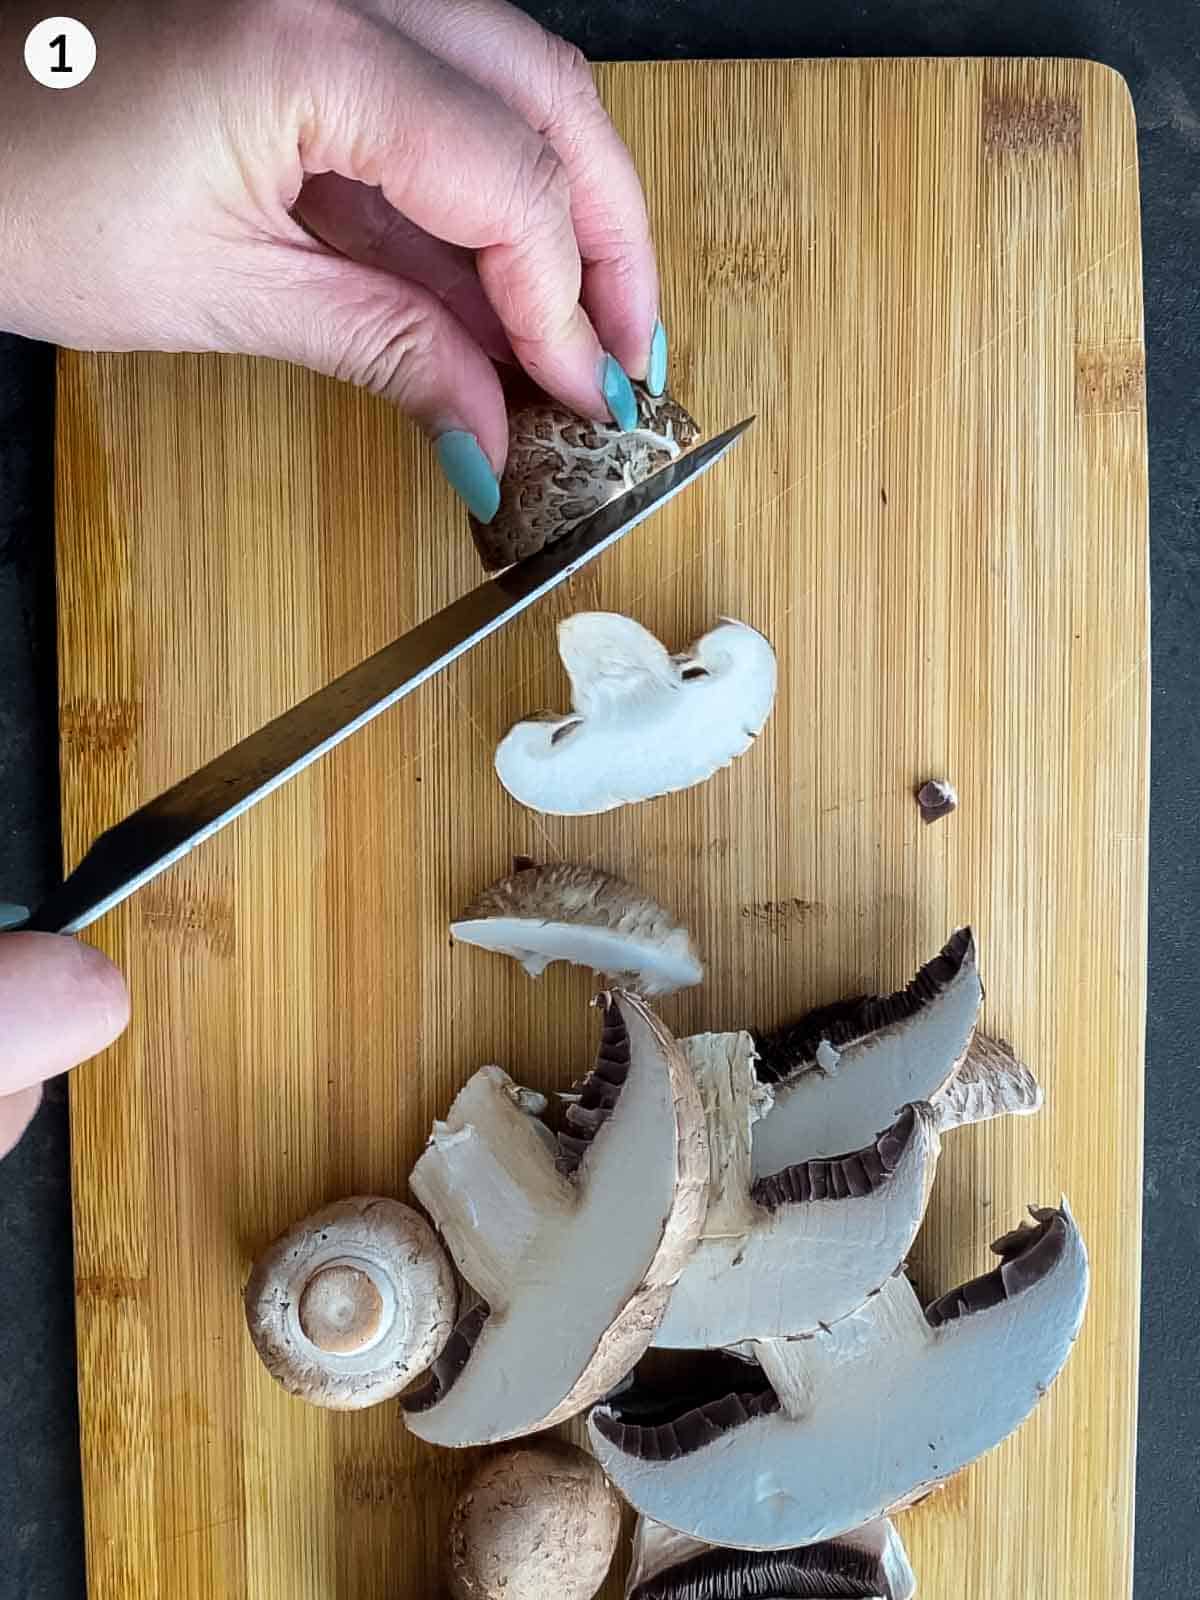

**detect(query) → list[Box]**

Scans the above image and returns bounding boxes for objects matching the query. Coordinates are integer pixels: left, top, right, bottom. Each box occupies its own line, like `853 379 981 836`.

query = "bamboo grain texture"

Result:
55 58 1147 1600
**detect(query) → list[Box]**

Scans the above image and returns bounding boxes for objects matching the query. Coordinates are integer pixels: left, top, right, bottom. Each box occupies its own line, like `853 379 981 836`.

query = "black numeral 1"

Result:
49 32 71 72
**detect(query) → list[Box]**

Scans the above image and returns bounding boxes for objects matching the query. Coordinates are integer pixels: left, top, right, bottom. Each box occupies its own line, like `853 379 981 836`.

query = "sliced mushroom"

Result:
627 1514 916 1600
468 388 701 571
592 1202 1089 1549
451 861 703 997
752 930 977 1167
447 1440 622 1600
494 613 777 816
751 932 1040 1170
652 1032 940 1348
934 1030 1043 1127
403 991 708 1446
243 1196 456 1410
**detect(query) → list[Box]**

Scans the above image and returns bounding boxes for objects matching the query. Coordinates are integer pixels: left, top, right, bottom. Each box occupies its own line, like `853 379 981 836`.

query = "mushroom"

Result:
447 1440 622 1600
494 613 777 816
751 929 1018 1175
933 1029 1043 1127
652 1031 941 1348
590 1203 1089 1549
243 1196 456 1410
451 861 703 997
402 991 708 1445
468 388 701 571
626 1513 917 1600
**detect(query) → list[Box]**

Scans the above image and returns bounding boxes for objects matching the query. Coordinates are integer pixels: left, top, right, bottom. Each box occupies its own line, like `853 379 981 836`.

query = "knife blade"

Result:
20 416 754 936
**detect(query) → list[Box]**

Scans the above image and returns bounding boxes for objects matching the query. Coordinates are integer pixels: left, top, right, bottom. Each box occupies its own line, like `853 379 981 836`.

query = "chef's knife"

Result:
14 416 753 937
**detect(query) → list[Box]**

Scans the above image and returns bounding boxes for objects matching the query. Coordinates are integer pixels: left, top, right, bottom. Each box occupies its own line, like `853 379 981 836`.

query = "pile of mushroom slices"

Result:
243 395 1086 1597
244 932 1088 1600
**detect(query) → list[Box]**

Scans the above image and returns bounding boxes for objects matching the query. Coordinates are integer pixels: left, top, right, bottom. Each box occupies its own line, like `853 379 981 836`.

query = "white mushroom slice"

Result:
451 862 703 997
243 1196 456 1410
494 613 777 816
653 1032 940 1348
750 930 982 1170
626 1514 916 1600
403 992 708 1446
591 1202 1089 1550
447 1440 622 1600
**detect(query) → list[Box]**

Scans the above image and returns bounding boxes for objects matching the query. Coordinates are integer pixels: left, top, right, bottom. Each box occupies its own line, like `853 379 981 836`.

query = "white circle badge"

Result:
24 16 96 88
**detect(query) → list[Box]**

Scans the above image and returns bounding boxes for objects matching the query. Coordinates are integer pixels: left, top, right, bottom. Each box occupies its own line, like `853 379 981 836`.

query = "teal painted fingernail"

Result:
435 431 501 524
0 903 30 930
600 353 638 432
647 319 668 397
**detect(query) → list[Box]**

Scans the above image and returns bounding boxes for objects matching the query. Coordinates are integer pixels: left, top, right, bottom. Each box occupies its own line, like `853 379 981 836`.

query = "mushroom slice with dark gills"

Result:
750 931 1041 1176
626 1514 916 1600
591 1203 1088 1550
404 991 707 1447
468 387 701 572
652 1032 940 1348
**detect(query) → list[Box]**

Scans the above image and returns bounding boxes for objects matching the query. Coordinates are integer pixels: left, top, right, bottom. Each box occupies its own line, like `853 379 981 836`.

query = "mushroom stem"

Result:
297 1261 386 1355
753 1274 929 1419
412 1067 572 1308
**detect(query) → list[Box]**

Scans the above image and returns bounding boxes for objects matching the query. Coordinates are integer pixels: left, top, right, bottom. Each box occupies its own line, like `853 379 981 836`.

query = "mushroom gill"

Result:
753 929 975 1084
750 1104 920 1212
925 1207 1069 1327
557 994 632 1176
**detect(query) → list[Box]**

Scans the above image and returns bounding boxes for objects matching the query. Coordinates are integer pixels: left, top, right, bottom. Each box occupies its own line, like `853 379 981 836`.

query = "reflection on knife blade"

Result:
23 417 754 936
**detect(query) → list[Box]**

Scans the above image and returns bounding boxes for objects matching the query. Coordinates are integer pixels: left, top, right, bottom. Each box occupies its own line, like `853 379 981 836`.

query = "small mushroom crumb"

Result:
915 778 959 823
815 1037 842 1075
243 1196 456 1410
447 1440 622 1600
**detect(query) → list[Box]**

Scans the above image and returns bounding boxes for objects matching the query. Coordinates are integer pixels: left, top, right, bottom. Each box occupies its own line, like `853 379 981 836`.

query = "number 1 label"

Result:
24 16 96 88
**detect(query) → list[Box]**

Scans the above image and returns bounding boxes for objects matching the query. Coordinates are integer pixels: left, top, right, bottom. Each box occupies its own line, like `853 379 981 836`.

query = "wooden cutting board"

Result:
56 57 1147 1600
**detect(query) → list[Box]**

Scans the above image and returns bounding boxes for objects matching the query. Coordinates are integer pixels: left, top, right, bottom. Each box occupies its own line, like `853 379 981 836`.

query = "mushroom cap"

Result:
244 1196 456 1410
447 1441 622 1600
494 614 777 816
468 388 701 571
452 861 703 997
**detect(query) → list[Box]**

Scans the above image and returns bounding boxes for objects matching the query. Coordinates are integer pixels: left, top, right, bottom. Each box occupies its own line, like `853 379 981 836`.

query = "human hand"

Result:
0 0 666 522
0 934 129 1158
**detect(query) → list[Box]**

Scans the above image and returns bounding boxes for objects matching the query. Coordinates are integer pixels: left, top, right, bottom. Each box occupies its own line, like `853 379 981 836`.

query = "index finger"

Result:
382 0 662 386
284 12 621 423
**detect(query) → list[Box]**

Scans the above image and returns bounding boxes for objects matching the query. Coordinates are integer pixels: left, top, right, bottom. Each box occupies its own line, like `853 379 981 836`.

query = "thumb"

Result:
218 242 510 524
0 1086 43 1160
0 933 130 1099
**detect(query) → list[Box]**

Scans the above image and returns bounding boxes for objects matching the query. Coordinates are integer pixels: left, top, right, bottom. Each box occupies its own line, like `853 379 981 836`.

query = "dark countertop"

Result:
1 3 1196 1595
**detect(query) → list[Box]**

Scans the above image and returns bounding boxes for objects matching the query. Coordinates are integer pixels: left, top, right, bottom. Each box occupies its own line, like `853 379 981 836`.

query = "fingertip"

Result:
74 938 132 1047
0 933 130 1090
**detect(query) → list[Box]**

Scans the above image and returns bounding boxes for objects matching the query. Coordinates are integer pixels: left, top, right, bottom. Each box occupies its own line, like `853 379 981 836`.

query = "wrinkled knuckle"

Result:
519 141 571 235
546 36 597 105
333 304 436 406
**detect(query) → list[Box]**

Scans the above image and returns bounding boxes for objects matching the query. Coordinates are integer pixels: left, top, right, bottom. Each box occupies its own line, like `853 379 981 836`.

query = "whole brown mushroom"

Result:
244 1195 456 1410
447 1440 622 1600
